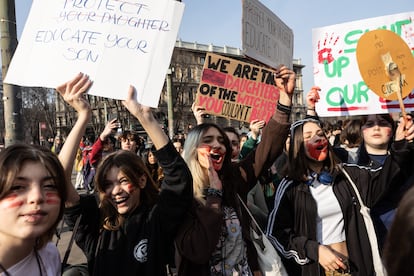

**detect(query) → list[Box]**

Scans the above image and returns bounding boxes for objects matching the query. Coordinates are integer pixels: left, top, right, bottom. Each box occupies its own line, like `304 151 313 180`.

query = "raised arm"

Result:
56 73 92 206
306 86 320 118
239 119 265 159
239 65 295 184
122 86 168 150
191 102 207 125
276 65 295 107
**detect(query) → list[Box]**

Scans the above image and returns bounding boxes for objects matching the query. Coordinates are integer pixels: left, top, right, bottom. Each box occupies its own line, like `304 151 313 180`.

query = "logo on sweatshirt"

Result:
134 239 148 262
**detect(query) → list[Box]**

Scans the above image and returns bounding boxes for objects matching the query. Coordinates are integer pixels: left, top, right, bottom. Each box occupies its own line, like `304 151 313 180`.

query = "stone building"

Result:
14 40 306 142
158 40 305 136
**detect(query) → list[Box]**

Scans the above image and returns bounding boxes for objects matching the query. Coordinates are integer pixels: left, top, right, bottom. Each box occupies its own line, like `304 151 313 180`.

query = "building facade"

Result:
5 40 306 143
157 40 306 135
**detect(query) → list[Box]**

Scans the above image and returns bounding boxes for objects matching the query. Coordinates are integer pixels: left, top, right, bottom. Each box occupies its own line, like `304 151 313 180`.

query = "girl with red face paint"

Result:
56 74 192 276
308 87 409 251
175 65 296 276
0 144 68 276
267 92 414 276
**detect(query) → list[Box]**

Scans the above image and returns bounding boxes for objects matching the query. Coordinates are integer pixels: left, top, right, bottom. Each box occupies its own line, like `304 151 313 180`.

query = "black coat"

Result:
64 142 193 276
267 140 410 276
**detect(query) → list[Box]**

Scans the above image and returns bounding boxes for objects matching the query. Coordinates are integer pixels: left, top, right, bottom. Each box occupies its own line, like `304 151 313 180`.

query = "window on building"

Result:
189 88 194 103
187 68 192 80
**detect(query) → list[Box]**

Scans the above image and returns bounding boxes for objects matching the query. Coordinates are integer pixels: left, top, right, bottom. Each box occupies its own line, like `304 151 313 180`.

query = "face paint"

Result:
45 192 61 205
197 145 211 169
210 149 225 171
305 134 328 161
0 194 24 209
197 144 225 171
126 183 135 193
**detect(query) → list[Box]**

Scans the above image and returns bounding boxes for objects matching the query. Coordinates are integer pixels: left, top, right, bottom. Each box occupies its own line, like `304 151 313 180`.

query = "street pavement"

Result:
54 220 87 266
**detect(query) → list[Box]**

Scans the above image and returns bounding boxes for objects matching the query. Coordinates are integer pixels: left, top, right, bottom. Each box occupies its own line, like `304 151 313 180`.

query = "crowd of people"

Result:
1 67 414 276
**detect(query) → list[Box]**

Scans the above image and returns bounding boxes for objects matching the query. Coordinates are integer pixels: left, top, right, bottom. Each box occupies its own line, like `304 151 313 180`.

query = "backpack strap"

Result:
61 214 83 273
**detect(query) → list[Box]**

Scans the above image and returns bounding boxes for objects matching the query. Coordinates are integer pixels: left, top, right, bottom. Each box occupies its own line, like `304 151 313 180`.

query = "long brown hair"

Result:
94 150 159 230
0 144 67 249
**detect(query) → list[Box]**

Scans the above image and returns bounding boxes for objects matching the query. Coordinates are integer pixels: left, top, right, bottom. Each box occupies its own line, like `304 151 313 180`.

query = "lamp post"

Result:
166 67 174 140
0 0 24 145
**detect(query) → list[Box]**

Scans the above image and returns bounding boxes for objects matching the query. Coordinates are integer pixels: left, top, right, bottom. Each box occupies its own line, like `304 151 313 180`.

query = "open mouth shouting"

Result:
198 145 226 171
210 150 225 170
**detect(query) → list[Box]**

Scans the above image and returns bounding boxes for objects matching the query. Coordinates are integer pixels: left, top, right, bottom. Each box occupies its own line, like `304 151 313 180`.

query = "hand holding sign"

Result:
356 29 414 118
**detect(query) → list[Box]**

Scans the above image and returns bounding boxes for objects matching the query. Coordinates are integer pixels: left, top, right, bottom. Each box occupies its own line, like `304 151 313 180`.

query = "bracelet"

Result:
207 188 223 198
277 102 292 115
307 108 315 111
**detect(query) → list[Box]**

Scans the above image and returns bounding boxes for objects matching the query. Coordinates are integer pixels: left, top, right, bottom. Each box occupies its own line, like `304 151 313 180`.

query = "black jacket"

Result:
175 110 290 275
64 142 193 276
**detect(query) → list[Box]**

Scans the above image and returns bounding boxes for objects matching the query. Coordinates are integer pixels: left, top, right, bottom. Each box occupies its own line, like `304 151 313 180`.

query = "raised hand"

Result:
56 73 92 206
306 86 321 109
56 73 92 116
122 85 153 121
395 114 414 142
122 86 168 150
191 103 207 125
249 119 265 140
100 118 119 141
275 65 296 95
274 65 295 107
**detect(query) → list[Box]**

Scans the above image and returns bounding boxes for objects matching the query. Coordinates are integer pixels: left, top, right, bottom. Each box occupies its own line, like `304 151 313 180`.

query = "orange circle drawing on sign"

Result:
356 29 414 101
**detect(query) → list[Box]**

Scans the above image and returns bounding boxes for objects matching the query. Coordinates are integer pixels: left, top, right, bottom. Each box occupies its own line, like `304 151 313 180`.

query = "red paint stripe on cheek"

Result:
1 195 24 209
127 184 135 193
45 192 61 205
387 129 392 137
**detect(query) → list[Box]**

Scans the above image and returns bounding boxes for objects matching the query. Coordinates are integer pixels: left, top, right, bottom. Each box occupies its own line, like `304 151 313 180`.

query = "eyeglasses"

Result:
290 118 321 138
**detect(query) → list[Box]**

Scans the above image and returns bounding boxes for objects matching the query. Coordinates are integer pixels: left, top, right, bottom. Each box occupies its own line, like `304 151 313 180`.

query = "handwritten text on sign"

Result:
196 53 279 122
4 0 184 107
312 11 414 117
36 1 168 63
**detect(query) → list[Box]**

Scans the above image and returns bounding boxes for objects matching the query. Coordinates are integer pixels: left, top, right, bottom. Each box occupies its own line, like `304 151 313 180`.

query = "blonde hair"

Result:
182 128 208 204
183 123 232 205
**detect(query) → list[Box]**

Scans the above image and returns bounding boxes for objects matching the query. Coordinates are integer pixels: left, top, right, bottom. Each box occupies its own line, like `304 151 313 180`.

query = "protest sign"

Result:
195 53 279 122
4 0 184 107
312 11 414 117
242 0 293 69
356 29 414 117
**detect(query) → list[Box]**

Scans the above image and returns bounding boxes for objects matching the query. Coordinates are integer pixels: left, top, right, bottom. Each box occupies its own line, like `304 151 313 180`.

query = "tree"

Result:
21 86 56 144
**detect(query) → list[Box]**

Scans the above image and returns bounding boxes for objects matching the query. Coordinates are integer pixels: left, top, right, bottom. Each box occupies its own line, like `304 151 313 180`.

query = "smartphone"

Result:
108 114 118 122
108 114 122 133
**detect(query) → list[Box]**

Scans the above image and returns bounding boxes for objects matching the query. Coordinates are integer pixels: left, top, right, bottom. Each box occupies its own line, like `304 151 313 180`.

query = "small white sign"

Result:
4 0 185 107
242 0 293 69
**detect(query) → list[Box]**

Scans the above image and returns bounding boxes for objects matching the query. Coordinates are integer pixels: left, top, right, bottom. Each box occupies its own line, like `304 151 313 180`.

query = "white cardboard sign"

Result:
242 0 293 69
4 0 185 107
312 11 414 117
